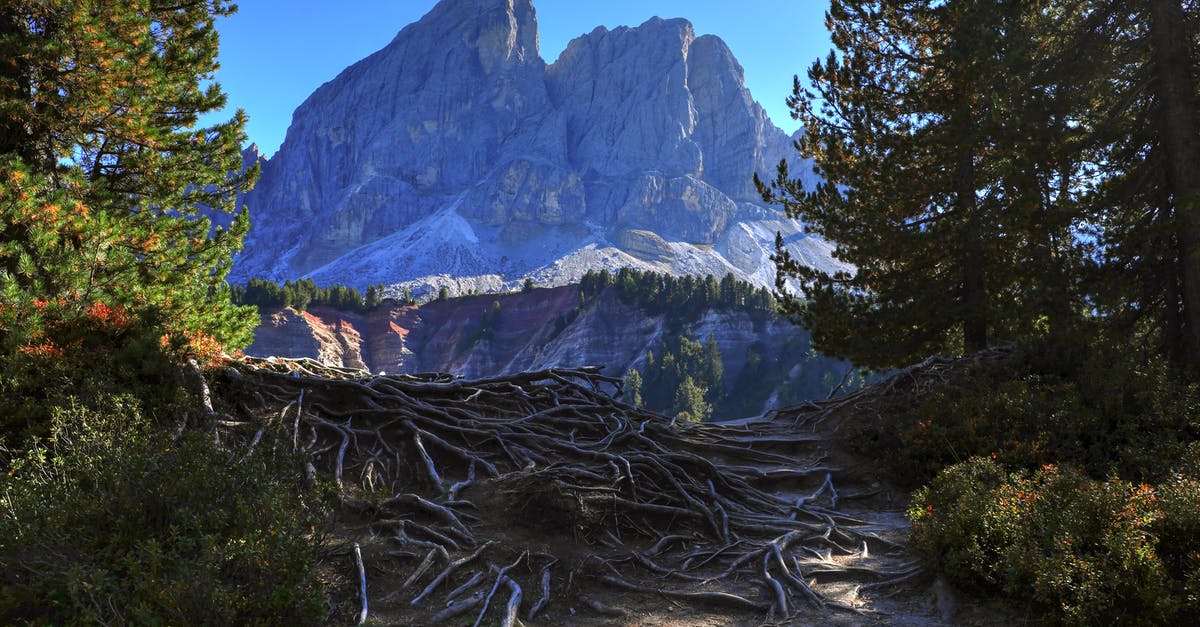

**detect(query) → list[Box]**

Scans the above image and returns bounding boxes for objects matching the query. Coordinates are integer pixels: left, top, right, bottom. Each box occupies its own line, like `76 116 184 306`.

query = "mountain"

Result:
230 0 845 298
244 283 851 419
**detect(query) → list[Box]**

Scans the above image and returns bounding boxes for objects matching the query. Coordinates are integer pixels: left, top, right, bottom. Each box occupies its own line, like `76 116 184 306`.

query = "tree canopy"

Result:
0 5 331 623
761 0 1200 372
0 0 257 364
232 278 387 313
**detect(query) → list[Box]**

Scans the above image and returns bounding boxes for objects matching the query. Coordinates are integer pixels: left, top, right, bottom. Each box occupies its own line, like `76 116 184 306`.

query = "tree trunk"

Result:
0 10 28 160
0 9 57 176
1149 0 1200 366
958 149 988 353
1164 248 1185 365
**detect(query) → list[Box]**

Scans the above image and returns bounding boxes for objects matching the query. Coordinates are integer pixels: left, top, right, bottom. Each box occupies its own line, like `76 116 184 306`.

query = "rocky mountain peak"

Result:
419 0 540 73
231 0 841 297
240 143 264 169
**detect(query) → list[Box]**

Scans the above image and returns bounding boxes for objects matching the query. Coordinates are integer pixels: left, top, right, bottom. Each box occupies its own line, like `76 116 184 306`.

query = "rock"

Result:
614 229 674 263
230 0 846 293
247 307 369 371
933 575 959 623
247 309 322 362
546 18 702 178
613 174 735 244
464 159 587 226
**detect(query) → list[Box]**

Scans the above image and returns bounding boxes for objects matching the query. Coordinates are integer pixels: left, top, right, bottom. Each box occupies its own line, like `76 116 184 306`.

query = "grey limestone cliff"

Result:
231 0 842 297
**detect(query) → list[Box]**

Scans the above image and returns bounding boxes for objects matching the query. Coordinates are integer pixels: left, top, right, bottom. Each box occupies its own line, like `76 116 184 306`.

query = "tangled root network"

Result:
214 356 927 625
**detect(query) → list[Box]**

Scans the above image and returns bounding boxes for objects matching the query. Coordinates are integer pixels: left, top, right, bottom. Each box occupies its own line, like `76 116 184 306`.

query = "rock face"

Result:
245 286 847 417
231 0 842 297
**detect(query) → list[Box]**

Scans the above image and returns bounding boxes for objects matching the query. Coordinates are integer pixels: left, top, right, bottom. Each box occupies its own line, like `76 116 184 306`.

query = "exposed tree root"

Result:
213 356 923 623
352 541 368 624
765 344 1017 429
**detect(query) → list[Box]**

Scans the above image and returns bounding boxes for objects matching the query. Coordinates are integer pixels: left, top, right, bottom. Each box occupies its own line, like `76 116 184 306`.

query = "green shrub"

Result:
862 340 1200 487
1156 445 1200 620
0 301 194 446
0 397 330 625
911 457 1196 624
905 457 1010 587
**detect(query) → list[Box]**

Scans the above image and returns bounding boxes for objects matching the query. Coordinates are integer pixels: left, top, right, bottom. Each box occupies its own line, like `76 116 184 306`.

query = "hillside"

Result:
244 280 854 419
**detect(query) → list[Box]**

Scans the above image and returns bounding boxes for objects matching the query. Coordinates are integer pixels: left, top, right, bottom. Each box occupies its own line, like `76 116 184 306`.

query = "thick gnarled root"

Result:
214 356 918 623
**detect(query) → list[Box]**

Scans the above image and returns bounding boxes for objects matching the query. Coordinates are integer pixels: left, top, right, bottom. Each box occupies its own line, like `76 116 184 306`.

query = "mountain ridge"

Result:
231 0 844 298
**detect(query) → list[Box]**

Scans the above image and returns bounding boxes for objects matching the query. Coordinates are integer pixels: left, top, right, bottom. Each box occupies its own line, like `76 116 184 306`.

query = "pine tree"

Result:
702 333 723 394
1035 0 1200 368
759 1 988 367
673 376 711 423
623 369 643 407
0 1 256 360
1145 0 1200 364
760 1 1094 368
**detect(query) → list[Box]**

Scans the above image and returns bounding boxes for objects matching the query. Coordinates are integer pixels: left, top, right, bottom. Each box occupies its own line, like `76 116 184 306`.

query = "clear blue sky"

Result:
210 1 833 158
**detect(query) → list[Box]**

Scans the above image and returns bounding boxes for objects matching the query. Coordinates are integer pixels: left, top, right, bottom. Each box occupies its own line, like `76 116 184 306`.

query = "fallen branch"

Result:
446 570 485 602
403 547 446 590
473 553 527 627
499 576 522 627
431 595 483 623
527 566 553 620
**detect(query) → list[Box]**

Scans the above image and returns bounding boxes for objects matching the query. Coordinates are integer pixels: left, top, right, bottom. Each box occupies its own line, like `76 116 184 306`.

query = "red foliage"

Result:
160 328 224 366
85 301 132 331
19 339 64 358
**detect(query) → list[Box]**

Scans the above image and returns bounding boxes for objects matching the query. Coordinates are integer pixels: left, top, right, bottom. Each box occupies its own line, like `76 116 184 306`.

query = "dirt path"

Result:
220 357 1010 625
325 416 947 626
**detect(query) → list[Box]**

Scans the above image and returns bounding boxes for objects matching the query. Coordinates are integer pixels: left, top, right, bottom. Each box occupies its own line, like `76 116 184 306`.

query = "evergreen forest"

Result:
232 278 390 313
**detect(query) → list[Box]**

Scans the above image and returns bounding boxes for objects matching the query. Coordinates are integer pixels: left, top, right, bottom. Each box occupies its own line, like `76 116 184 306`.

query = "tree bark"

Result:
1164 246 1185 365
958 148 988 353
0 10 28 160
1149 0 1200 366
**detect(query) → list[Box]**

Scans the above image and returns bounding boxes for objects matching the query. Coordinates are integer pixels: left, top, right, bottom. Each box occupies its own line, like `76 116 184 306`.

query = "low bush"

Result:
0 396 330 625
911 456 1200 624
0 299 199 446
852 339 1199 488
1155 445 1200 622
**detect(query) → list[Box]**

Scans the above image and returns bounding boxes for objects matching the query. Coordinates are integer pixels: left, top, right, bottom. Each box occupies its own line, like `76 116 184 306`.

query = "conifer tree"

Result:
1145 0 1200 364
365 284 382 310
673 376 711 423
1032 0 1200 368
760 1 1093 368
760 1 972 366
622 369 643 407
0 1 256 359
